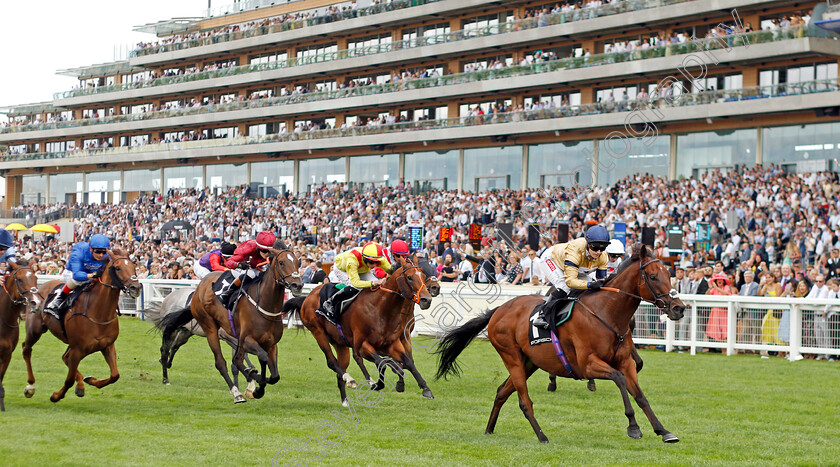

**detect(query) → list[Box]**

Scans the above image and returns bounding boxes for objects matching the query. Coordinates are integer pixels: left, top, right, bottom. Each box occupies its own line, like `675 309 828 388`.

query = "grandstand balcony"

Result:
4 26 834 144
50 0 804 107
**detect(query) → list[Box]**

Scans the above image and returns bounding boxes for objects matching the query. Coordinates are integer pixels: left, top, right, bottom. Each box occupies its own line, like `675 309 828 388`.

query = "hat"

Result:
711 273 730 285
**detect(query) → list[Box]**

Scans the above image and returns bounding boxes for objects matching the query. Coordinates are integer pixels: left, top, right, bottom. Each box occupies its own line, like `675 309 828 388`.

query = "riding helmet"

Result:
255 231 276 249
361 243 384 261
220 242 236 257
605 239 625 255
390 239 410 256
584 225 610 249
89 234 111 250
0 229 13 248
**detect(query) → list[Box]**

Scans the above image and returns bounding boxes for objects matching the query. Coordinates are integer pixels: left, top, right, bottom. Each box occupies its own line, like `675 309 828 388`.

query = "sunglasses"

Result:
258 248 269 254
608 253 623 259
588 244 606 252
92 249 107 254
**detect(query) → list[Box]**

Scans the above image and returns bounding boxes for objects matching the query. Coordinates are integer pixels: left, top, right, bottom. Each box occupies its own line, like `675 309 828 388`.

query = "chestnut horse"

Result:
0 263 42 411
348 256 440 393
436 244 685 443
159 246 303 403
285 256 433 406
22 249 140 402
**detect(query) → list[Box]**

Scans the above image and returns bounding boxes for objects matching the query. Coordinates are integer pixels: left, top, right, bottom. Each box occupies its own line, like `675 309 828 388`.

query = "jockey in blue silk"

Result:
0 229 18 270
43 234 111 319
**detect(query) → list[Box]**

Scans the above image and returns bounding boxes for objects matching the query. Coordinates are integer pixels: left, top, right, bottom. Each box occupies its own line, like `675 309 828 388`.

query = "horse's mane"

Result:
604 243 649 285
272 239 289 251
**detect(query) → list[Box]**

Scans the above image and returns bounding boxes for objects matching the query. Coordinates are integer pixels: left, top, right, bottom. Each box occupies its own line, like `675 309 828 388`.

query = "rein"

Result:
70 257 136 327
243 250 300 321
1 267 37 328
373 264 425 304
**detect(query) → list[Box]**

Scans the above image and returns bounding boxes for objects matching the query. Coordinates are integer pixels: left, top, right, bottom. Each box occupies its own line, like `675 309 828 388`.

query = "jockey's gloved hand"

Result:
373 267 387 279
238 262 250 270
91 267 105 279
587 280 604 290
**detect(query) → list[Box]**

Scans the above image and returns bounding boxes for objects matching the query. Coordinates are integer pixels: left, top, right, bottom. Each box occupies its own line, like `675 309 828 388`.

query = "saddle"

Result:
212 270 261 312
315 283 361 327
528 299 576 346
45 282 95 320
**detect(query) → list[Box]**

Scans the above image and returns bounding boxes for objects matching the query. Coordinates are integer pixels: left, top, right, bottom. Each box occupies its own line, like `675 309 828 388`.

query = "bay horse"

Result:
436 244 685 443
145 287 256 394
284 255 433 406
0 262 42 411
159 246 303 403
22 249 141 402
348 255 440 393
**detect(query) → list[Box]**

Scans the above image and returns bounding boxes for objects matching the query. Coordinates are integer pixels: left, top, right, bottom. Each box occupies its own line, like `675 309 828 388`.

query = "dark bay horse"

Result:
436 244 685 443
285 256 433 406
23 249 140 402
0 263 41 411
160 246 303 403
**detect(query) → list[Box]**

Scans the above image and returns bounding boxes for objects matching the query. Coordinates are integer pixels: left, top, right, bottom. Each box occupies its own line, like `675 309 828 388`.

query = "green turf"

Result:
1 317 838 466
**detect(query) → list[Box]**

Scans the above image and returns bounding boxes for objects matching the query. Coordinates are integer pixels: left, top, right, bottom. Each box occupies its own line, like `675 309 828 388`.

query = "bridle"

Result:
98 257 140 296
1 266 38 328
373 259 428 305
266 249 302 289
244 250 302 320
603 257 678 312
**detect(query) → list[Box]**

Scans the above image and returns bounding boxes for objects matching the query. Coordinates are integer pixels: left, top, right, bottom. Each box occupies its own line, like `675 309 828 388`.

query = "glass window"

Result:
250 160 294 197
49 173 83 204
676 129 756 179
298 157 346 192
404 150 458 192
528 141 593 188
762 122 840 170
21 174 46 205
123 169 160 192
349 154 399 188
597 136 669 186
164 166 203 191
206 163 248 191
463 146 522 192
86 171 121 204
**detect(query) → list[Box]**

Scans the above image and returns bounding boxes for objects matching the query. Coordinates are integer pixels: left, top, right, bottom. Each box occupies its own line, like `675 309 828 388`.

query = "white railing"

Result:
37 275 840 359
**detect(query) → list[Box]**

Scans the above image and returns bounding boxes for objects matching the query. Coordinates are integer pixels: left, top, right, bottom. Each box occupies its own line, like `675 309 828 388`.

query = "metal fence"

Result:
37 275 840 360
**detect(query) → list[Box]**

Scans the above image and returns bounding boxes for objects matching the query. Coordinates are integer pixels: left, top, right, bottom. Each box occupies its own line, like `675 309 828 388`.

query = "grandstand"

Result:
0 0 837 205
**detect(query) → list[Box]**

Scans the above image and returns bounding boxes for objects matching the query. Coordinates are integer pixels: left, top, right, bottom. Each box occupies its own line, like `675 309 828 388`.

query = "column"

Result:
457 149 464 192
521 145 528 189
669 133 678 180
755 127 762 166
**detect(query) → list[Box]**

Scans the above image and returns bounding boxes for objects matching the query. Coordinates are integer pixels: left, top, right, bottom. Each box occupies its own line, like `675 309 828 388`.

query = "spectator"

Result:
705 273 733 346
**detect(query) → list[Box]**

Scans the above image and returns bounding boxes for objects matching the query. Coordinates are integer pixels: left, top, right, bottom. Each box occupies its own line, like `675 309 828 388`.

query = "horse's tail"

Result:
158 306 193 339
282 295 307 327
143 301 164 328
435 307 498 380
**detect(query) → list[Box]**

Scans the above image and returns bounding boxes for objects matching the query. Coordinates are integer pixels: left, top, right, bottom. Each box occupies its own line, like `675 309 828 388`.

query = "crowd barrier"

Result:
37 276 840 360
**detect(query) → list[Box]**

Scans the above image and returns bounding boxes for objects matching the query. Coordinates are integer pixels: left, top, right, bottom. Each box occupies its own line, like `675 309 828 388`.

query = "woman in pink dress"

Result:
706 273 733 341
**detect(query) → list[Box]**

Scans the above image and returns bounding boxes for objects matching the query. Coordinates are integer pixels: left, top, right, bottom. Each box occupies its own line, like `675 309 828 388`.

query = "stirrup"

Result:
532 314 550 329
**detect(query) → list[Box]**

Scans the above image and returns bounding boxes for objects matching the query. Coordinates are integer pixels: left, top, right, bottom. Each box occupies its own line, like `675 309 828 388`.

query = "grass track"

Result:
1 317 838 466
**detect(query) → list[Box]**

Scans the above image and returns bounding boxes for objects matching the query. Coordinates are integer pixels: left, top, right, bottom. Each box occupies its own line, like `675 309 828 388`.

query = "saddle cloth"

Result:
45 282 95 318
528 300 575 346
314 283 360 326
212 270 260 312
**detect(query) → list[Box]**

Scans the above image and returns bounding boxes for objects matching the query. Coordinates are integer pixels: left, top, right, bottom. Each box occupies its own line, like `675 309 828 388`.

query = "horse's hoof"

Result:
587 379 597 392
163 379 170 385
341 399 349 408
421 389 434 399
268 375 280 385
245 389 255 399
372 381 385 391
253 387 265 399
484 430 494 435
83 376 94 385
0 399 5 412
49 393 61 403
74 386 85 398
24 385 35 398
395 380 405 393
546 383 556 392
234 395 247 404
662 433 679 443
628 426 643 439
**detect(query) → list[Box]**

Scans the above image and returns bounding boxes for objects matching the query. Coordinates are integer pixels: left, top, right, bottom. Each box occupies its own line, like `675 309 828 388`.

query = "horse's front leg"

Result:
83 343 120 389
51 347 84 403
620 358 679 443
236 336 269 399
584 355 641 439
351 348 372 382
22 317 46 398
358 342 395 391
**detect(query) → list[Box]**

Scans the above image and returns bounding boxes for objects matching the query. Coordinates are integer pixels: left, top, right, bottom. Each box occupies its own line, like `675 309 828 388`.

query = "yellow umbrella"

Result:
4 223 26 231
30 224 59 234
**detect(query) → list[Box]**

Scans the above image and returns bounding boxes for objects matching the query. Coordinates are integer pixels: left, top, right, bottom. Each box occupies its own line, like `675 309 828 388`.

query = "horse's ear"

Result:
266 247 281 257
9 261 19 271
273 239 288 250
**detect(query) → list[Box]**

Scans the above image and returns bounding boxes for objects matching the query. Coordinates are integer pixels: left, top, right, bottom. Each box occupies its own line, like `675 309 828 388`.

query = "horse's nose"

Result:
672 305 685 320
418 297 432 310
291 284 303 297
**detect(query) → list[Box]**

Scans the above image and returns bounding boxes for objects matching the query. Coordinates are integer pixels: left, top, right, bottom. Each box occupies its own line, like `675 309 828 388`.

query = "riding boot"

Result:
216 277 242 308
44 290 66 319
533 289 567 329
322 286 357 322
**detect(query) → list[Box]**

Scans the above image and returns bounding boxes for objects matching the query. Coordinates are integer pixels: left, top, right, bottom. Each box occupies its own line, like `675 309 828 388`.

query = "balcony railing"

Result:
8 26 805 136
129 0 696 59
8 75 838 164
53 0 710 100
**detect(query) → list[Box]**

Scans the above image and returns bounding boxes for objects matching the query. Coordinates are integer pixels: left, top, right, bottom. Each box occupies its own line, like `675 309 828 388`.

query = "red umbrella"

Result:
51 224 61 233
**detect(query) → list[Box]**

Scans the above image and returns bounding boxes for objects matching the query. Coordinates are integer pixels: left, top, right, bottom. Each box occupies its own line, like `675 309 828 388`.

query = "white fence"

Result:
38 276 840 359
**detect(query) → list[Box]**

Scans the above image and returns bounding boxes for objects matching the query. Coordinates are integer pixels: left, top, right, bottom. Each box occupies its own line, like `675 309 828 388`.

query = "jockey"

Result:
533 225 610 329
605 239 626 275
321 242 391 321
387 238 411 266
0 229 18 270
195 242 236 279
215 231 276 306
43 234 111 319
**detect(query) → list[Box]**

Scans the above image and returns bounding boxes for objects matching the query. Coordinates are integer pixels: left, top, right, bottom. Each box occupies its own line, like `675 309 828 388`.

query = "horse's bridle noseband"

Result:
265 250 302 289
99 257 139 295
4 266 38 307
638 258 679 311
374 259 428 305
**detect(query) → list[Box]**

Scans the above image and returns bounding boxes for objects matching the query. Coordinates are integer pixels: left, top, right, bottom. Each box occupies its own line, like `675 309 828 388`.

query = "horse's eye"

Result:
649 274 656 280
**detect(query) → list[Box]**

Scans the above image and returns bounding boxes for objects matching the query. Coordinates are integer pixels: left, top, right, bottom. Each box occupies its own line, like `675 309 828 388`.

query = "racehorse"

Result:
348 256 440 393
436 244 685 443
284 255 433 406
0 262 41 411
22 249 140 402
159 245 303 403
145 287 256 394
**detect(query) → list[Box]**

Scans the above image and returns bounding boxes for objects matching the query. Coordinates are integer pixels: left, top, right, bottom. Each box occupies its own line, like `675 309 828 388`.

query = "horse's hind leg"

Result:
22 319 46 398
351 348 372 382
621 360 678 443
162 327 191 384
206 327 244 403
585 356 641 440
486 376 515 434
83 344 120 389
51 347 84 403
398 351 433 399
0 350 10 411
335 345 351 407
501 356 546 442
